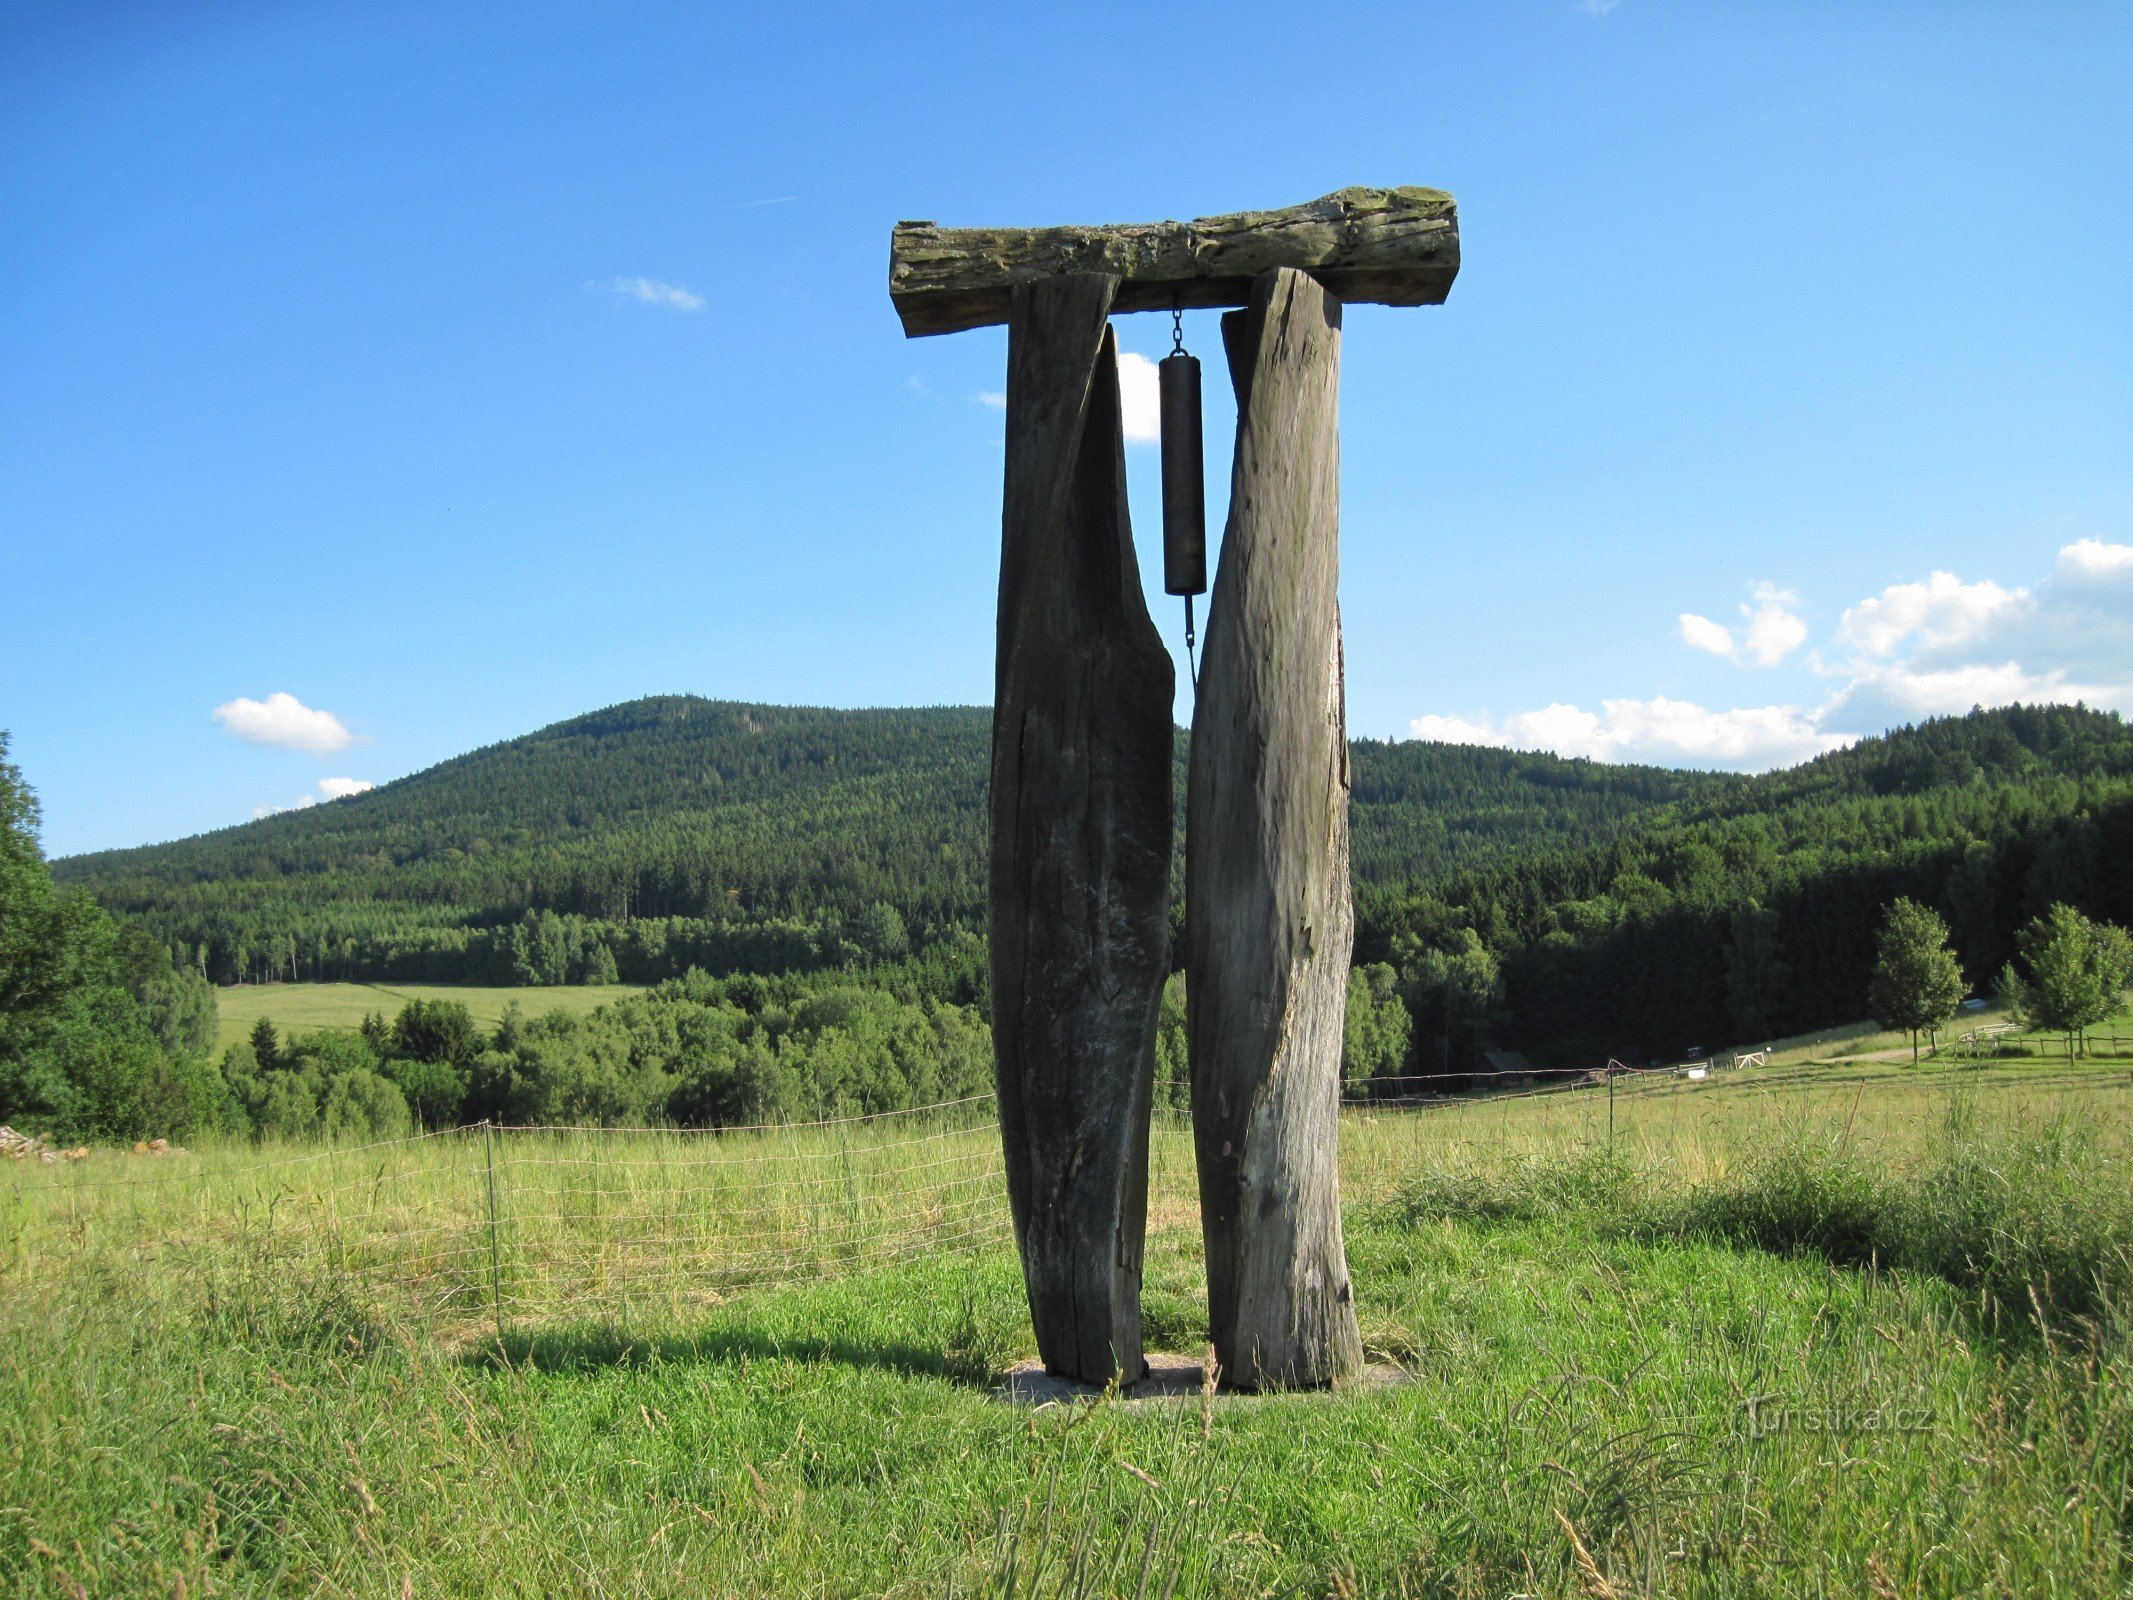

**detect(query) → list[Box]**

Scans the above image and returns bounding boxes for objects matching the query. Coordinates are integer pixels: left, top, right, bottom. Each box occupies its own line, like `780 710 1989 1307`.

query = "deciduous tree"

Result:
1868 898 1966 1063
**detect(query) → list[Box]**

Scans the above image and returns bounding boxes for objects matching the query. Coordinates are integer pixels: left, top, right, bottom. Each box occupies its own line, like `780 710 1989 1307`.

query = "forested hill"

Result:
59 699 2133 1065
59 695 1723 986
1360 702 2133 1067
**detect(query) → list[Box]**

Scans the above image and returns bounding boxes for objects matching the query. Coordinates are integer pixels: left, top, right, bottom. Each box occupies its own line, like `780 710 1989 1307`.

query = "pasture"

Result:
5 1056 2131 1596
214 982 645 1051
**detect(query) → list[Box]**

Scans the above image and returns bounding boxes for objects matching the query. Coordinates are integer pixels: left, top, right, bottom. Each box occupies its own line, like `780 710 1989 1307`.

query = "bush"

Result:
391 999 481 1068
382 1057 467 1128
320 1068 412 1141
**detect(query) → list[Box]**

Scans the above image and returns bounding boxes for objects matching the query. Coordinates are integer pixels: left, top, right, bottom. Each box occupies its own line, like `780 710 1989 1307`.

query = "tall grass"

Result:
1391 1094 2133 1334
4 1061 2131 1595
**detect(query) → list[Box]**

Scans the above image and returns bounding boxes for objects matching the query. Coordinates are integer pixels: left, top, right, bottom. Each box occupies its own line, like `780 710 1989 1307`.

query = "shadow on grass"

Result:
465 1320 983 1381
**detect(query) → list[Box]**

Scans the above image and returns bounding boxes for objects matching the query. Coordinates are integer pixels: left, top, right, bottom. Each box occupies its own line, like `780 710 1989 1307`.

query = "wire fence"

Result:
2 1098 1011 1338
9 1059 2129 1340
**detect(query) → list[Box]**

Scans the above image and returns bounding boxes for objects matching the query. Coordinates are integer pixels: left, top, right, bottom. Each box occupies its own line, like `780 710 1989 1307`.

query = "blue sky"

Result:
4 2 2129 857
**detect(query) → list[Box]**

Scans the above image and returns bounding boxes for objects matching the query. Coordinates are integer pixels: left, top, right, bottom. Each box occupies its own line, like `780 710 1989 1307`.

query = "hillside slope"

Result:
59 699 2133 1067
59 696 1716 984
1361 703 2133 1065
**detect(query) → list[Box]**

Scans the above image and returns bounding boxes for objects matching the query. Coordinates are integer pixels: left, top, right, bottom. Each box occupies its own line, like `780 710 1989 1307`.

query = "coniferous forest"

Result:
44 697 2133 1086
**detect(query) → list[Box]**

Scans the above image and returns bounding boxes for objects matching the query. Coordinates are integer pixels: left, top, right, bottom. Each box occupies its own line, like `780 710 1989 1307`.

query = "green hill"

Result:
1361 702 2133 1066
56 698 2133 1071
55 696 1727 987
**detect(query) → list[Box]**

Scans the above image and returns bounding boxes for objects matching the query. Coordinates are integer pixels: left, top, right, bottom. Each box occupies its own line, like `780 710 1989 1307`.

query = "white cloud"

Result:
1678 583 1806 666
1740 583 1808 666
1678 613 1734 657
251 776 375 820
1116 351 1161 445
1413 538 2133 772
2060 537 2133 580
1409 698 1849 771
1408 713 1504 746
213 692 357 754
1835 570 2022 659
976 391 1006 410
607 276 704 312
1825 539 2133 726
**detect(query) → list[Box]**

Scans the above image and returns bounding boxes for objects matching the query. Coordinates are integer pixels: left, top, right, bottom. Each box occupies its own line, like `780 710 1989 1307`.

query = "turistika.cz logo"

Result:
1739 1396 1935 1439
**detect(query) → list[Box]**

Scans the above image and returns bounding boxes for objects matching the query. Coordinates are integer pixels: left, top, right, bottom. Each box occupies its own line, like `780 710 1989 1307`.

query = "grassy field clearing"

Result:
213 982 645 1050
5 1059 2131 1596
213 983 2133 1073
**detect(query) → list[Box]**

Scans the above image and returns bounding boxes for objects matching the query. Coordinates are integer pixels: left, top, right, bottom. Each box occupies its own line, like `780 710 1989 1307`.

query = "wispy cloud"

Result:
1411 538 2133 771
605 276 704 313
733 194 800 209
213 692 358 754
976 391 1006 411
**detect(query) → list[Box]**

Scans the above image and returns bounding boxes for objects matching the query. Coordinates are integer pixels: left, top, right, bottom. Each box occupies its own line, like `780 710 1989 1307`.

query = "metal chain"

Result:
1171 298 1197 688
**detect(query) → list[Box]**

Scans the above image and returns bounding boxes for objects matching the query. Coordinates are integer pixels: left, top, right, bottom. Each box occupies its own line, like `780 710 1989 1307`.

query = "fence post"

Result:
482 1120 503 1344
837 1116 860 1241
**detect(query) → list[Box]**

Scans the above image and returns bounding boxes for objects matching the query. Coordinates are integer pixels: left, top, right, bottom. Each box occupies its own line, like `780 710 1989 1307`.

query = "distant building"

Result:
1482 1050 1537 1086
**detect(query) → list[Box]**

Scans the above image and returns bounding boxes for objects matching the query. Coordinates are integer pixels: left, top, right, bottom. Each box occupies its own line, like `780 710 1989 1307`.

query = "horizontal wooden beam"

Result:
889 187 1459 338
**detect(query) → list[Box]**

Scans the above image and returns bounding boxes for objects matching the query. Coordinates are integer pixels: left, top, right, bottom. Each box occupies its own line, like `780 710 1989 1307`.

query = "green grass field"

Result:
214 981 645 1051
5 1056 2131 1596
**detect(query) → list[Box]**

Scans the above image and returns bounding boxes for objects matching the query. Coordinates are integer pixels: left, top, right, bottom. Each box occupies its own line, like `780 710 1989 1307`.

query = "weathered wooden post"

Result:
889 188 1459 1388
987 276 1175 1384
1188 266 1360 1389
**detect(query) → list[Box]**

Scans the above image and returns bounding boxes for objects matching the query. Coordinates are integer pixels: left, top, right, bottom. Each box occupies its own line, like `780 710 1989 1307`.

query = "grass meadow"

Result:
213 983 645 1052
5 1055 2132 1596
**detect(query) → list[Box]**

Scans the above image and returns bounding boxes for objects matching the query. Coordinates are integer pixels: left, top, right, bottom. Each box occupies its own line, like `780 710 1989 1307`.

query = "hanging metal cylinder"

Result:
1159 350 1206 597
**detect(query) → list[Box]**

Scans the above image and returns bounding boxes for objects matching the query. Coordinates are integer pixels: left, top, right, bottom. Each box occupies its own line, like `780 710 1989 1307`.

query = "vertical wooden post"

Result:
1187 266 1364 1390
992 273 1175 1384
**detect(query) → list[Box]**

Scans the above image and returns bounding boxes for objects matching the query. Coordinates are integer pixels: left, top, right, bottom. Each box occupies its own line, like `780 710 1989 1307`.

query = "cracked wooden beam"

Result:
889 186 1459 338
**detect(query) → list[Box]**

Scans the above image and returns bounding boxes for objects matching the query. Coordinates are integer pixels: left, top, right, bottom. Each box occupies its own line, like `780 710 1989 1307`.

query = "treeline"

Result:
32 699 2133 1115
1363 705 2133 1069
204 959 1395 1141
212 972 998 1142
57 697 1721 987
0 735 220 1142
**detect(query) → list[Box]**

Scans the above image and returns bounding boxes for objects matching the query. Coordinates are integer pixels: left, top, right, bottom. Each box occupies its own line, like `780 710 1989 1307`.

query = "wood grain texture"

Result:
891 187 1458 337
991 273 1176 1384
1186 266 1364 1391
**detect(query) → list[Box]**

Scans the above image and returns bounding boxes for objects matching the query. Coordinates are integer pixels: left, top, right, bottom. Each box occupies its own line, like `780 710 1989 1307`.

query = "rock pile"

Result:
0 1126 91 1164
